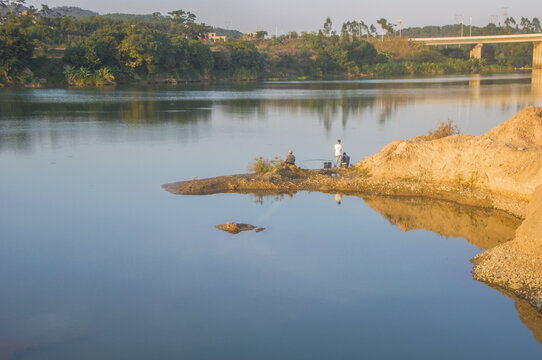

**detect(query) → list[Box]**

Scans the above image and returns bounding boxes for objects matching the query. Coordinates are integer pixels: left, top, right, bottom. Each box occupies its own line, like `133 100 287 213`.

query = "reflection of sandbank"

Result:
363 194 542 344
483 285 542 344
515 295 542 344
363 196 521 250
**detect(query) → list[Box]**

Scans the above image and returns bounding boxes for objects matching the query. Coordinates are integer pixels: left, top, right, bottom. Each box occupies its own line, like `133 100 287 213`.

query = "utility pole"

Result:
502 7 508 25
489 15 498 25
455 14 464 37
469 17 472 36
398 19 402 37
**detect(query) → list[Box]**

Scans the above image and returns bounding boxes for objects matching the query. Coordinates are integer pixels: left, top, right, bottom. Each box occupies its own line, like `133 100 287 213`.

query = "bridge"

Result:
411 33 542 68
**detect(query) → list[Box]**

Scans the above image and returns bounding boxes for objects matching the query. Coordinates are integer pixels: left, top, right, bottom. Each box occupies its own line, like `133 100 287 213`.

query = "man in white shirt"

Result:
334 139 343 168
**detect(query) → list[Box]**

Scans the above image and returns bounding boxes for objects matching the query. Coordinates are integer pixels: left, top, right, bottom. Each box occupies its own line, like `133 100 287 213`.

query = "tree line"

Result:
0 1 539 86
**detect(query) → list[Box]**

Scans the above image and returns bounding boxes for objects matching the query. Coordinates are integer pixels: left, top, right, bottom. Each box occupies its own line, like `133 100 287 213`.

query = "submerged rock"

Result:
215 222 257 234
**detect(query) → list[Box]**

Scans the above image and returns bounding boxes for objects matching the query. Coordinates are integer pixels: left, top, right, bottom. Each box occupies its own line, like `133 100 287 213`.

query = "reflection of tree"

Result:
250 192 288 205
220 99 268 120
3 77 541 153
220 95 407 131
0 92 213 124
0 88 212 153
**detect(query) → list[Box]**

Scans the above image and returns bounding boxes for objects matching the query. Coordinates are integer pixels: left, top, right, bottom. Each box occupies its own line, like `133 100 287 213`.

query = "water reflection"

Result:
364 196 521 250
245 191 521 250
469 76 481 99
0 94 212 153
240 190 540 343
532 69 542 96
2 75 542 358
363 195 542 344
514 294 542 343
250 193 290 205
1 74 541 155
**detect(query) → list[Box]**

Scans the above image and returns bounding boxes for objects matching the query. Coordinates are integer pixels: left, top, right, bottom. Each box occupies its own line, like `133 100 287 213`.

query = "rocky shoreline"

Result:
164 106 542 313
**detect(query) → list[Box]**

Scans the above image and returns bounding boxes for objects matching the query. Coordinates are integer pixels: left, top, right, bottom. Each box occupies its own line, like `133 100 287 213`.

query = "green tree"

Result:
504 17 518 33
255 30 267 40
39 4 54 17
227 40 264 73
0 17 33 83
323 17 332 36
377 18 395 37
119 28 169 74
168 9 196 24
187 39 213 75
532 18 541 32
520 17 533 32
63 40 101 69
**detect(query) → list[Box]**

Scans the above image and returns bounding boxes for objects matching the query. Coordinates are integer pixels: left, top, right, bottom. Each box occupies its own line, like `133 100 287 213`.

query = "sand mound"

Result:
357 107 542 217
482 106 542 148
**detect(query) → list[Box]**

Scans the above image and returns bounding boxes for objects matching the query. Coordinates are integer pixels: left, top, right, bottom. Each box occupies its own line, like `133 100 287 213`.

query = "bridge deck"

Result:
412 33 542 45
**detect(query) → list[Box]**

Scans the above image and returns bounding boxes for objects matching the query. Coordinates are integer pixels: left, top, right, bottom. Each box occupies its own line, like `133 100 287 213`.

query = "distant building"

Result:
204 33 227 42
19 10 38 23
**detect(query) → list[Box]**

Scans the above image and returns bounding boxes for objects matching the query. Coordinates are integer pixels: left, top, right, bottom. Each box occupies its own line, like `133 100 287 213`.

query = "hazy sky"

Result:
26 0 542 34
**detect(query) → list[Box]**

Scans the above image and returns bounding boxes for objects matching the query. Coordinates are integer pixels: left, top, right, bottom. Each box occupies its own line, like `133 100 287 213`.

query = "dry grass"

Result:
426 119 460 140
368 37 442 61
248 156 283 174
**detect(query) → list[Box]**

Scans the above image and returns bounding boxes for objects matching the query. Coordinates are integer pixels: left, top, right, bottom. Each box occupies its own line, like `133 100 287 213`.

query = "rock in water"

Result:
215 222 256 234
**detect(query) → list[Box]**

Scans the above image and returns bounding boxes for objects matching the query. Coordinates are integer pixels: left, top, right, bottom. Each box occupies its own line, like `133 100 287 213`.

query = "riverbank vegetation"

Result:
0 1 540 86
249 156 284 174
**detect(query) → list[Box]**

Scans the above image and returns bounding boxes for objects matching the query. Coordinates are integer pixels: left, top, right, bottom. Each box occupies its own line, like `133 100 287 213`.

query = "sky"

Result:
26 0 542 34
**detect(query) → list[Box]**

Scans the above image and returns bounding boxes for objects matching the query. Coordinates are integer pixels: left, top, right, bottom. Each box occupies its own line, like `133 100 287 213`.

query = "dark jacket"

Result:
285 154 295 165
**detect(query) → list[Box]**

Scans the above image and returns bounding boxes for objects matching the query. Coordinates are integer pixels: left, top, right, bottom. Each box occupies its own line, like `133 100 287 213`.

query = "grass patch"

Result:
353 166 372 177
454 171 479 190
249 156 283 174
396 176 419 183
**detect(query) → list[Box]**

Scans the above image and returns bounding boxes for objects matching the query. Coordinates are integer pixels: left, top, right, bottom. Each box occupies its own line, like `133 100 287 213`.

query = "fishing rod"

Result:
296 159 335 169
299 159 333 162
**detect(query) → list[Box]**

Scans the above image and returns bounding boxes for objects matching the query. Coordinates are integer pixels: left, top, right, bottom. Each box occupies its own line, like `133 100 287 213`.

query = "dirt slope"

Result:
357 106 542 217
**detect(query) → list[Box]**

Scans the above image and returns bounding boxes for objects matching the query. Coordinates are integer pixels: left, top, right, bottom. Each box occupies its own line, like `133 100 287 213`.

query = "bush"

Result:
426 119 460 140
64 66 116 86
249 156 283 174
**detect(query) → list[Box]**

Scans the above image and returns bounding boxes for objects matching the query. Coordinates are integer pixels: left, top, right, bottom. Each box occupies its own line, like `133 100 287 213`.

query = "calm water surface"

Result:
1 74 542 359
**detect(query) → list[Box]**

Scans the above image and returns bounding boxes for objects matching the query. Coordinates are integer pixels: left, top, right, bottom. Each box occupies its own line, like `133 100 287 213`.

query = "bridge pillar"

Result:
534 42 542 69
469 44 483 59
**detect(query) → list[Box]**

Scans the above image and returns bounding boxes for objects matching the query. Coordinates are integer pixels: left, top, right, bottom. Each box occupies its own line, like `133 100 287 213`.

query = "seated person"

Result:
341 152 350 168
285 150 295 166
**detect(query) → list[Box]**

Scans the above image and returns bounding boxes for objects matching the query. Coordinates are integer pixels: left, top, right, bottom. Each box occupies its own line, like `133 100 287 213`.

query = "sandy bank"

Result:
164 106 542 312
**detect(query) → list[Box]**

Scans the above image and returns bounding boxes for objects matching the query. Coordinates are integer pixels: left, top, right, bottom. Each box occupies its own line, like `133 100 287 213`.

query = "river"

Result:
1 74 541 359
